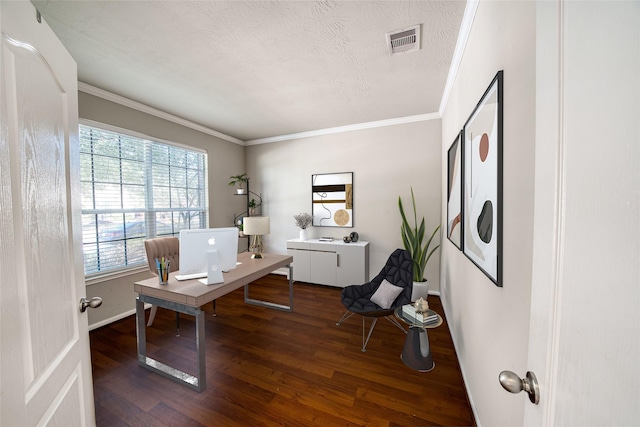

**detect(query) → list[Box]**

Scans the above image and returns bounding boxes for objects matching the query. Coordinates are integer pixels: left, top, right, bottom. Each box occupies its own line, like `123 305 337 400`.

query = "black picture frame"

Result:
462 70 503 287
311 172 353 227
447 131 463 250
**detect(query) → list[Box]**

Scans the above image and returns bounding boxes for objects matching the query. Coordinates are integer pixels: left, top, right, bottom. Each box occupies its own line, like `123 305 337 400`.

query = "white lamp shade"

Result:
243 216 270 235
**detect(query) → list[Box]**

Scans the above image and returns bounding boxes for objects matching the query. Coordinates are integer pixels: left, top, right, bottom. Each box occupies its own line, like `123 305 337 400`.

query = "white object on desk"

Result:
175 272 206 281
199 249 223 285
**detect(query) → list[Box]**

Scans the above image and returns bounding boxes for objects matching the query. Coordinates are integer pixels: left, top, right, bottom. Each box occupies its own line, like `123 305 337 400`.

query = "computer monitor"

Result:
178 227 239 276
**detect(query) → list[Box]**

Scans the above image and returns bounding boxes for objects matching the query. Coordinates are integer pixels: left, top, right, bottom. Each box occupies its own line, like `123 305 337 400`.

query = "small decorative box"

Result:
402 304 438 324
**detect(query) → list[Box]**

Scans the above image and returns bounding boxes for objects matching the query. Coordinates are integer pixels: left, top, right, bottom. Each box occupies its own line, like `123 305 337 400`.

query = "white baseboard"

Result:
271 268 289 276
88 303 151 331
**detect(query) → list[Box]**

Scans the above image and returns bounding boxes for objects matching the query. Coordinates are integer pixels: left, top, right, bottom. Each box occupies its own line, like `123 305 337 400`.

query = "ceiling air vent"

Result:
386 24 421 56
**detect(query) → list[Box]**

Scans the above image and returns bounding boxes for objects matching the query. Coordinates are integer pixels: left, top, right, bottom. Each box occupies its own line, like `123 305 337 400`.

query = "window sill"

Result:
85 265 149 286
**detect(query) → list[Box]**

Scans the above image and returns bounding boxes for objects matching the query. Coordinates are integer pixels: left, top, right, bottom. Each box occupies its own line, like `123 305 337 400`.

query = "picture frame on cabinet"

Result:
462 70 503 287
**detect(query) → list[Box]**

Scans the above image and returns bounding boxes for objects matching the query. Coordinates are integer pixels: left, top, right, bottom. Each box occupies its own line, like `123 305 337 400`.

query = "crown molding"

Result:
439 0 479 115
245 112 442 145
79 84 444 147
78 82 244 145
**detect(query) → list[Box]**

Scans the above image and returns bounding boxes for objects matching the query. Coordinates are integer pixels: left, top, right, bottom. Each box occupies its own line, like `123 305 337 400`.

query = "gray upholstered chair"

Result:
336 248 413 352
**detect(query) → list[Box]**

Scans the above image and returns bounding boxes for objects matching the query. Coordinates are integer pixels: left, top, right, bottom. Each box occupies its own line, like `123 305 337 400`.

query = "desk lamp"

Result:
243 216 270 259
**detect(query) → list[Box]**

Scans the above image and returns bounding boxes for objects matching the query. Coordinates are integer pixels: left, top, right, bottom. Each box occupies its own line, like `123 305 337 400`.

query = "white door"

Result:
522 1 639 425
1 1 96 425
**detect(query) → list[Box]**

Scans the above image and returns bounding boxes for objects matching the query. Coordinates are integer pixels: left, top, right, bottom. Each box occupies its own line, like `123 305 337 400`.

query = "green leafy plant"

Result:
228 173 249 187
398 187 441 282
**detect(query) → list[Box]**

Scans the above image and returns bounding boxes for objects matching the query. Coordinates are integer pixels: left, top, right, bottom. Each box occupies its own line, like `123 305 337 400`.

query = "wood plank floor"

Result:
90 274 475 426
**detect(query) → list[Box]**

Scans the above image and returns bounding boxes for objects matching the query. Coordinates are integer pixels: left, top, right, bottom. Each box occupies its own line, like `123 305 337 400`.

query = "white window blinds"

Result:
79 124 208 275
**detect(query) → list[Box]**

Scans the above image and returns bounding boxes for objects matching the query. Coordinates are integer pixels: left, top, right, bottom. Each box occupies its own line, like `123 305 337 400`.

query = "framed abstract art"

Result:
311 172 353 227
463 71 503 287
447 131 463 250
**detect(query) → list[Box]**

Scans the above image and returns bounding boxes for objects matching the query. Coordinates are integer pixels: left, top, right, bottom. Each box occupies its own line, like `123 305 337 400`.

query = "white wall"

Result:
79 92 246 327
440 1 536 425
246 119 442 286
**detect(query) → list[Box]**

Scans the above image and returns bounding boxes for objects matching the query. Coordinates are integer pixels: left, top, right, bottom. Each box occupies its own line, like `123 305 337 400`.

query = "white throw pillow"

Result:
370 279 403 309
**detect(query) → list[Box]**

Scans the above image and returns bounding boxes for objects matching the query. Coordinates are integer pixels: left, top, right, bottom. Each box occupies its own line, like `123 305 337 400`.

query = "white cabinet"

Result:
286 239 369 287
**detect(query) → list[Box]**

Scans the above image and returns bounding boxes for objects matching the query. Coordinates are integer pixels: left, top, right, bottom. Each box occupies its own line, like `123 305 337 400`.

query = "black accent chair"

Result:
336 248 413 352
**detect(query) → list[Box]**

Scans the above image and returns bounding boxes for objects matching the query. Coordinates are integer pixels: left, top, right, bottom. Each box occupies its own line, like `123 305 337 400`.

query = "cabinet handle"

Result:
337 254 340 267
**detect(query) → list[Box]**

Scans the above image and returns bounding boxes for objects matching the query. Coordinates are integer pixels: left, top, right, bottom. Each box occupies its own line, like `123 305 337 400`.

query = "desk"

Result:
394 307 443 372
134 252 293 392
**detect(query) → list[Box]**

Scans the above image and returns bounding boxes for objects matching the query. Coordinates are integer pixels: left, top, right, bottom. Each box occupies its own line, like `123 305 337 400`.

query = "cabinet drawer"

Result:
287 241 310 250
286 240 336 252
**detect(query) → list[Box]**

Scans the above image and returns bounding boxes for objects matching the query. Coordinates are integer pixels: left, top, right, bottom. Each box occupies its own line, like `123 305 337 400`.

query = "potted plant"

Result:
294 212 312 241
228 173 249 194
398 187 441 291
248 198 260 216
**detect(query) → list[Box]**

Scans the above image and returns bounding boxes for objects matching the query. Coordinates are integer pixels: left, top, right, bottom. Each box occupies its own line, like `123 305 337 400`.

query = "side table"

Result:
394 306 443 372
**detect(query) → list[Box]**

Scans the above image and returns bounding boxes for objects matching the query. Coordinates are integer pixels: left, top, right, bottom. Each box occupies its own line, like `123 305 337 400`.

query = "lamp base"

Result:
249 235 264 259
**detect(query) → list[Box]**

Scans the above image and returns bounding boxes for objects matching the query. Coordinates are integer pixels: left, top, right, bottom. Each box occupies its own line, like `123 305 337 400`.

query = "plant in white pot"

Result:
398 187 441 301
294 212 312 241
228 173 249 194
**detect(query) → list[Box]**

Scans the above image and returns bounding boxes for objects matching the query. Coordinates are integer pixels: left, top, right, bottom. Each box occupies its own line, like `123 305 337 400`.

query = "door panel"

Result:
288 248 311 282
336 244 368 287
310 251 337 286
12 32 75 382
526 2 640 425
1 1 95 425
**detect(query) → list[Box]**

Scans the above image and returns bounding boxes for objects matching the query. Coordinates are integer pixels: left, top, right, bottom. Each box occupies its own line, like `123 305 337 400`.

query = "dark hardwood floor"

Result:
90 274 475 426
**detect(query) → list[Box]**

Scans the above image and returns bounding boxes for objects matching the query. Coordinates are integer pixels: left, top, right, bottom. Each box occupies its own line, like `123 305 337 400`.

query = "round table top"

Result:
394 306 443 328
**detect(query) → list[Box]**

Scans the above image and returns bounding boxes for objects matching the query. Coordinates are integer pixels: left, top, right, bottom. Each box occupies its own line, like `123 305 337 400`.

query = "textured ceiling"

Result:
34 0 465 142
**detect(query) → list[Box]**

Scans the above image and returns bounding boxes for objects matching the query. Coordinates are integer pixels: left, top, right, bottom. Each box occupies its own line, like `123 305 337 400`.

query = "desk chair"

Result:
336 248 413 352
144 237 181 331
144 236 219 334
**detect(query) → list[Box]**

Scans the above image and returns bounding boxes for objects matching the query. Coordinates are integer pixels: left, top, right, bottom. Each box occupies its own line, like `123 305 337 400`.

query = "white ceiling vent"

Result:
386 24 421 56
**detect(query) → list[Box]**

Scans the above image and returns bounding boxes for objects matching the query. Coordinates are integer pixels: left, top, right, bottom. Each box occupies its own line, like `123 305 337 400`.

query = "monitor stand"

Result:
198 249 224 285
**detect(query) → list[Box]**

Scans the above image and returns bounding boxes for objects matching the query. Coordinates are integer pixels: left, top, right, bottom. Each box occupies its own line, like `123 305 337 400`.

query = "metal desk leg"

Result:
195 308 206 390
136 298 147 360
244 263 294 312
135 296 206 392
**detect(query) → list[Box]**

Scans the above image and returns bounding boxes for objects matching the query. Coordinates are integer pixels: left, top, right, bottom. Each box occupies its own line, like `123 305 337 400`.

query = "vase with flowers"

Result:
294 213 312 241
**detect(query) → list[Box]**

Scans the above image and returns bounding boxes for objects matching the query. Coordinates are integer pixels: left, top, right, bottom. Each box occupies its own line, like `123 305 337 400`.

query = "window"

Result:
80 124 208 276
